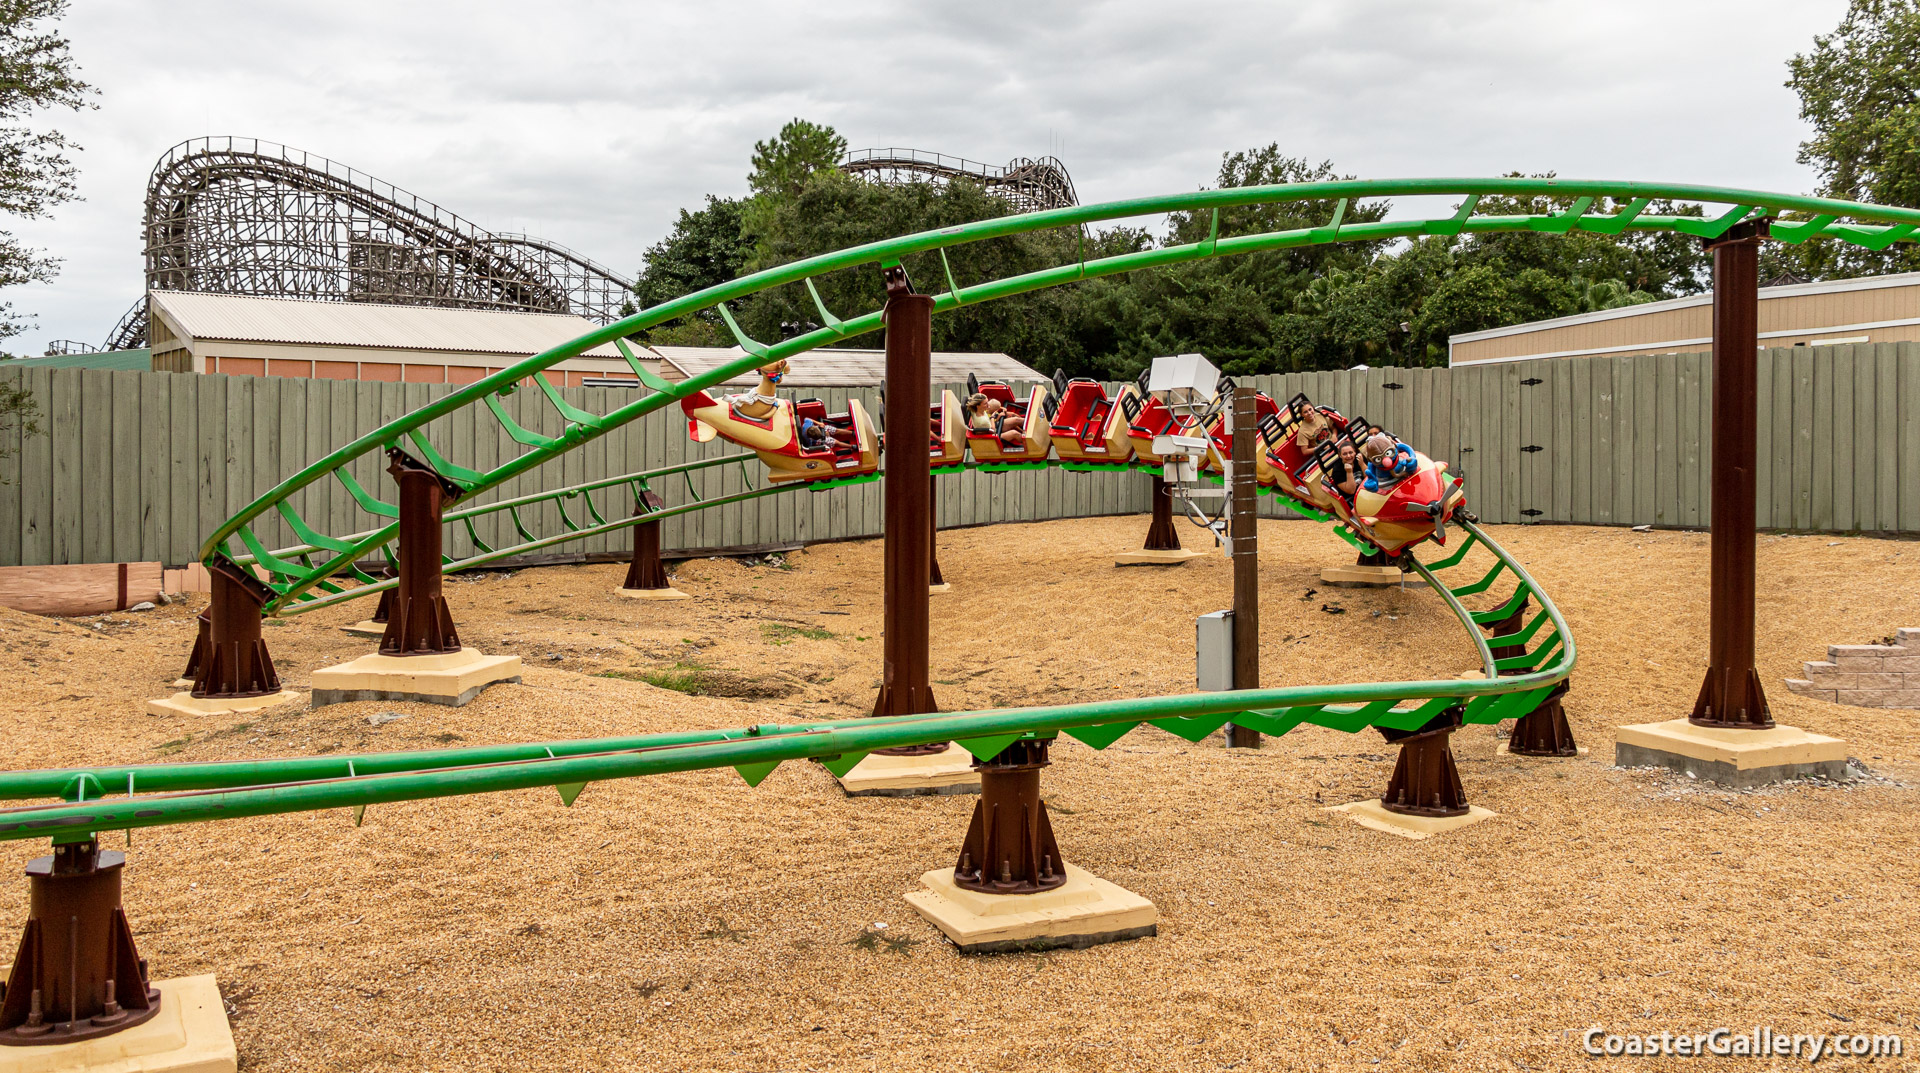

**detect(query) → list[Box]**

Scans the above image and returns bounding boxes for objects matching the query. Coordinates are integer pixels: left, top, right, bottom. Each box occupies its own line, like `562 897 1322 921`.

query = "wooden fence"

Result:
0 342 1915 569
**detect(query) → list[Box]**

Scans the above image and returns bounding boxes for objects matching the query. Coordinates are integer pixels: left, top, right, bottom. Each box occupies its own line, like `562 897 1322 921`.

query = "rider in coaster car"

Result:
799 417 858 450
1327 439 1364 504
1359 432 1417 493
965 392 1026 446
1294 406 1332 450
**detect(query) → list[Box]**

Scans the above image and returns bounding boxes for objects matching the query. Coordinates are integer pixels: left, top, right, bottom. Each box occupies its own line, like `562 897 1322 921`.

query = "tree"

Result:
748 118 848 200
0 0 94 344
1785 0 1920 276
627 195 751 345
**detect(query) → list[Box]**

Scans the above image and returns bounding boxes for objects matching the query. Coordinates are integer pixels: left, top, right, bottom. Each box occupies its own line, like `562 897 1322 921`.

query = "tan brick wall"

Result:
1784 629 1920 708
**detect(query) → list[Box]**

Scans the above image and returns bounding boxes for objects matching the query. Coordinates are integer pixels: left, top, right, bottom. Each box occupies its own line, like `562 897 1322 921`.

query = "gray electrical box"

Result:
1196 610 1234 692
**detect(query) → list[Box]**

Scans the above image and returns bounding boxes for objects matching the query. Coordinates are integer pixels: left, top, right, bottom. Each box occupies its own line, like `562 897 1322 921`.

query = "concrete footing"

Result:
145 689 302 718
309 647 521 708
1113 547 1205 566
836 743 980 797
0 973 237 1073
614 586 692 602
904 863 1157 953
1319 563 1404 587
339 619 386 638
1613 719 1852 787
1324 799 1498 840
929 582 953 595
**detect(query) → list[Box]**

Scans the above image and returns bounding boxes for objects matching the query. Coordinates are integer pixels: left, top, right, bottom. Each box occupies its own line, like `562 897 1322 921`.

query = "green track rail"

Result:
1 515 1561 843
205 178 1920 617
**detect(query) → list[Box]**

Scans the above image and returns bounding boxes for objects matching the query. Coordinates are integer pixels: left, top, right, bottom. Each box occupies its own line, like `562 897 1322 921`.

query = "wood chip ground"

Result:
0 517 1915 1071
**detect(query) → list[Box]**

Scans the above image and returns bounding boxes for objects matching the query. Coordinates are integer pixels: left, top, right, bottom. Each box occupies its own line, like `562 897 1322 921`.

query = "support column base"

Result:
614 586 692 602
339 620 386 638
0 974 236 1073
904 863 1157 953
1319 564 1404 587
1324 799 1499 840
1613 719 1853 787
928 582 953 595
1113 548 1205 566
835 743 980 797
309 648 521 708
145 690 302 718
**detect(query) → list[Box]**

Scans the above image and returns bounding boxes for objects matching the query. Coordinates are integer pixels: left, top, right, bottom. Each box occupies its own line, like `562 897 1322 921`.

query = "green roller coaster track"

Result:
0 177 1909 847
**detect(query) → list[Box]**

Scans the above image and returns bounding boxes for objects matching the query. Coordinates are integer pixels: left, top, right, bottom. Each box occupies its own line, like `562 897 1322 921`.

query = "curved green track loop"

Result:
6 177 1901 844
0 500 1565 843
206 178 1920 616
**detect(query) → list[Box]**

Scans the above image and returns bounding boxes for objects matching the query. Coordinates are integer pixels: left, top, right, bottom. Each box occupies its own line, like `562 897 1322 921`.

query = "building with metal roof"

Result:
146 291 652 386
651 345 1044 387
1448 271 1920 366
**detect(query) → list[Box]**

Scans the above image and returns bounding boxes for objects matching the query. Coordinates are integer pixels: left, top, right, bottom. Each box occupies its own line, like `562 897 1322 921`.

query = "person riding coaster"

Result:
1263 394 1357 510
679 358 882 484
1047 371 1138 466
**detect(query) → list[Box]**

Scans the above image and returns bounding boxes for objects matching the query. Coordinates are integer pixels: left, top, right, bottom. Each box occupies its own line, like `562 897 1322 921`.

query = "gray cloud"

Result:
11 0 1846 351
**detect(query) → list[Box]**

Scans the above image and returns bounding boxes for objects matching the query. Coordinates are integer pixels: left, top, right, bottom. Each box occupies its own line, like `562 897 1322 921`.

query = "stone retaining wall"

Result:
1784 628 1920 708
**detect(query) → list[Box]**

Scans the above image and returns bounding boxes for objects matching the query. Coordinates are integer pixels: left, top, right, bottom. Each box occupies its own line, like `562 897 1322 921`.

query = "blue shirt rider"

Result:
1360 432 1416 493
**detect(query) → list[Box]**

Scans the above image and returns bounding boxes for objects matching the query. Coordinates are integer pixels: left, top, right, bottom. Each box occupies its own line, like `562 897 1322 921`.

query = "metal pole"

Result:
1690 220 1773 729
1227 386 1261 748
623 490 670 590
379 448 465 658
1144 475 1182 551
192 555 281 698
872 266 939 731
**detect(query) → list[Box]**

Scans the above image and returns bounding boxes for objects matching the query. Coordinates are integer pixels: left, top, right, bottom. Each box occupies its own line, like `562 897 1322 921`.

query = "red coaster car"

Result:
962 375 1052 466
1047 371 1137 467
931 389 965 471
680 359 881 484
1320 430 1469 555
1199 386 1280 481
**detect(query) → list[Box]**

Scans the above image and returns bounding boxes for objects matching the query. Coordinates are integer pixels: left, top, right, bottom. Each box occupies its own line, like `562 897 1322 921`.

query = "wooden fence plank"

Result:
1568 360 1589 522
1853 345 1879 530
1790 350 1816 530
1901 347 1920 532
0 369 21 566
1590 357 1613 525
1653 354 1678 526
1875 345 1901 531
1677 353 1702 528
1820 349 1850 533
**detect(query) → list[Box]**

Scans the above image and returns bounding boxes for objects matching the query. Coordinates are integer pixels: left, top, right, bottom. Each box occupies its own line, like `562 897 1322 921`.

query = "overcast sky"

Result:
11 0 1850 352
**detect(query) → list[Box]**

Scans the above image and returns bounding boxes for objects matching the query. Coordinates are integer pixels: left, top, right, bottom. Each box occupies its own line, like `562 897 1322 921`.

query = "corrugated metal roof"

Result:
149 291 625 357
652 346 1043 386
5 349 152 371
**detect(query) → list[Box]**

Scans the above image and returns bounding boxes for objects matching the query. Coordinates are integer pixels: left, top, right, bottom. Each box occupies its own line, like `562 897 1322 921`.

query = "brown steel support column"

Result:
871 266 940 746
191 555 280 698
0 840 160 1045
1484 595 1579 756
622 490 671 590
1691 220 1773 730
1227 387 1261 748
930 476 945 588
1143 475 1182 551
952 739 1066 893
379 448 465 658
370 565 396 624
1378 707 1469 817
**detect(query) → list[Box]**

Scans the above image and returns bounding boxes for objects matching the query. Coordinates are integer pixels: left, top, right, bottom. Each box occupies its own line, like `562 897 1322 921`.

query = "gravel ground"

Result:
0 516 1916 1072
